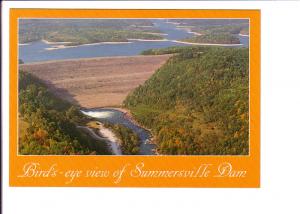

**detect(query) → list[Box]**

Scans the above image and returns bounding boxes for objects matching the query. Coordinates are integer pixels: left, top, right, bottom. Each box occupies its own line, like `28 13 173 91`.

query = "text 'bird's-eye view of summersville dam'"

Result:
18 19 249 156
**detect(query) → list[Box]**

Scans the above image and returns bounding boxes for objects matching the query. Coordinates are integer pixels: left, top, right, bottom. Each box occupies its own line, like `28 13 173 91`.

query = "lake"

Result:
19 19 249 63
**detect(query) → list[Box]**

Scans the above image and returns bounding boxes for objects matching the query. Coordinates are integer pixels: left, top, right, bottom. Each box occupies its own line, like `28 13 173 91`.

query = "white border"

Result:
3 1 300 214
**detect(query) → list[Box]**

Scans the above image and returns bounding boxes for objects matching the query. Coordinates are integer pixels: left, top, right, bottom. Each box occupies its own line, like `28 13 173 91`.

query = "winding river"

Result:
81 109 155 155
19 19 249 155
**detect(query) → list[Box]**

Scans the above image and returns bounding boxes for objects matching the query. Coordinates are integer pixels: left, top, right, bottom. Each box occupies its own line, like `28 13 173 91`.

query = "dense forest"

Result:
182 33 240 44
19 19 163 45
31 28 162 46
170 19 249 35
171 19 248 43
18 71 110 155
104 123 140 155
125 46 249 155
193 25 249 36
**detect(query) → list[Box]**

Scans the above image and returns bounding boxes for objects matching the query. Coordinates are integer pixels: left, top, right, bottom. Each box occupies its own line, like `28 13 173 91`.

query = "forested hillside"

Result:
19 19 163 45
182 33 240 44
125 46 249 155
104 123 140 155
170 19 248 44
18 71 110 155
170 19 249 35
44 29 163 46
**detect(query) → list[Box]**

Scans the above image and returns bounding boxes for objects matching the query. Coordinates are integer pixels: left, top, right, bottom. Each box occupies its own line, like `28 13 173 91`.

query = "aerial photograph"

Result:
18 18 249 156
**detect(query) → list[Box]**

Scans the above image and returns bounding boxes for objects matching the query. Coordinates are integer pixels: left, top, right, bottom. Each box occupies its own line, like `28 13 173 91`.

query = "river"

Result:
19 19 249 155
81 109 155 155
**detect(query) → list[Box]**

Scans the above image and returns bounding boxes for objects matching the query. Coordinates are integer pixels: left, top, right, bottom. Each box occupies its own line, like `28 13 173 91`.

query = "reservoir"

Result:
19 19 249 63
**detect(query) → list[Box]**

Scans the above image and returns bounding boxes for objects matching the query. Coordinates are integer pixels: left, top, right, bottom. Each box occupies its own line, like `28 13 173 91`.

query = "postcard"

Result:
9 9 260 187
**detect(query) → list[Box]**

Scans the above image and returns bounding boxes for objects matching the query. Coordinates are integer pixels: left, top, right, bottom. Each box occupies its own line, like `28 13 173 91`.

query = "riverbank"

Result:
239 33 250 37
81 107 158 155
78 124 122 155
107 107 156 145
97 123 122 155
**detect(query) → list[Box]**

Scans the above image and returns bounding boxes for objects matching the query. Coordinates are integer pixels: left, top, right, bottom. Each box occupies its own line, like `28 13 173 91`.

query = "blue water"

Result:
19 19 249 63
81 108 155 155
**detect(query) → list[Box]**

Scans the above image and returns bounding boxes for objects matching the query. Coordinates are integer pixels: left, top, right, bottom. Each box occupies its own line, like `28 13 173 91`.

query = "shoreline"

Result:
174 26 203 36
82 107 158 154
78 125 122 155
45 45 77 51
42 37 244 51
171 40 243 46
42 39 73 45
183 29 202 36
189 31 202 36
44 40 133 51
81 41 132 46
167 22 202 36
144 32 168 36
239 33 250 37
137 25 154 28
97 123 122 155
19 43 31 46
176 25 195 28
166 21 181 25
127 38 169 42
106 107 156 145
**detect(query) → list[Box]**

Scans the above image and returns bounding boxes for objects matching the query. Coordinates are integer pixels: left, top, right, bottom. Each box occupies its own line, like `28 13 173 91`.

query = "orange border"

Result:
10 9 260 187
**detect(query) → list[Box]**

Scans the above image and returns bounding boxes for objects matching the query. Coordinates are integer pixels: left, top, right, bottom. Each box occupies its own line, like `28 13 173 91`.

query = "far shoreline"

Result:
20 37 247 53
43 40 133 50
171 40 243 46
43 38 244 51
